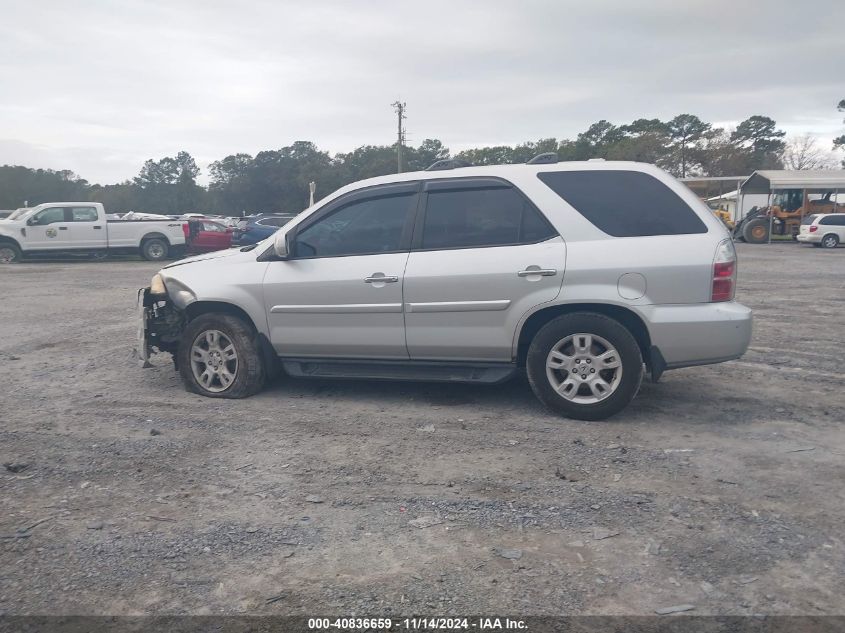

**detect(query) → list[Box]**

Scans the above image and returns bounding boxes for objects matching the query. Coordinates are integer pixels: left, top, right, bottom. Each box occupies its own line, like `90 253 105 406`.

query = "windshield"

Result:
772 190 803 212
5 208 30 221
801 214 818 225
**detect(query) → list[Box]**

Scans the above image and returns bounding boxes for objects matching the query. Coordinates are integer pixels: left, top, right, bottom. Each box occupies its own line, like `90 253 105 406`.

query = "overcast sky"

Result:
1 0 842 184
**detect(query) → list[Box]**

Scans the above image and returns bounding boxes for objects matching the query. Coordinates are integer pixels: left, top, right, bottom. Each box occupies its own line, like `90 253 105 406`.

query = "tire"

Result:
821 234 840 249
141 238 169 261
177 314 266 399
742 218 769 244
526 312 643 421
0 242 22 263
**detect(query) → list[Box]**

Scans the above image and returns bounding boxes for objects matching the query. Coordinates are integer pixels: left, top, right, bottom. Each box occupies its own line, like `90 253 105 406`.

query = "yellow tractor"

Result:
708 205 735 230
734 190 843 243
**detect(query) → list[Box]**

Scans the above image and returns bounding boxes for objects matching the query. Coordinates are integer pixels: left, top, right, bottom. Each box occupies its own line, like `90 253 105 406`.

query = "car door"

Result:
67 206 105 248
205 221 233 251
403 178 566 362
822 214 845 241
189 221 226 253
263 182 419 359
24 206 73 250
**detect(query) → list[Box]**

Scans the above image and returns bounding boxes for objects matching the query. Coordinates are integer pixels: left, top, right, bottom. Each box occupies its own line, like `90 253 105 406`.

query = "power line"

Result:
391 101 406 173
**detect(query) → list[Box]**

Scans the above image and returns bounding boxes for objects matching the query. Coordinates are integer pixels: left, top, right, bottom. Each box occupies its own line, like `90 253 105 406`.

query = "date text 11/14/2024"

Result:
307 617 528 630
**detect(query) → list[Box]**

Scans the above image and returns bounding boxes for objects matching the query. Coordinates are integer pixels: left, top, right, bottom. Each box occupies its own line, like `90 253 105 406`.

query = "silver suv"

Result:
139 157 752 420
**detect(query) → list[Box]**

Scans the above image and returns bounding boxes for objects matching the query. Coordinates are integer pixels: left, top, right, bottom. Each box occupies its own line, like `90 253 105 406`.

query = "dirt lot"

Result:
1 243 843 617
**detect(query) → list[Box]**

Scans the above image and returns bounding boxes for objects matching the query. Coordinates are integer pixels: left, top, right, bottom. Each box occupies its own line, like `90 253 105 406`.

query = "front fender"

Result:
159 256 271 338
0 226 22 244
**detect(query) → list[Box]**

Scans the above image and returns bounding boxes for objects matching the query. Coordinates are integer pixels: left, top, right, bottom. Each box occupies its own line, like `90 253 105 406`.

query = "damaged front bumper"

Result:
136 287 185 366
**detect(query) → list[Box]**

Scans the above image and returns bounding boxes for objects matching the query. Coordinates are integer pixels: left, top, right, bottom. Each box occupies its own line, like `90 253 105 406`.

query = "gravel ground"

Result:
0 242 843 616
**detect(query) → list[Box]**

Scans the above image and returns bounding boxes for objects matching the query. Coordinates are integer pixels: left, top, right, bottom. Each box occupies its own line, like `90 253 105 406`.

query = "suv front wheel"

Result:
526 313 643 420
177 313 266 398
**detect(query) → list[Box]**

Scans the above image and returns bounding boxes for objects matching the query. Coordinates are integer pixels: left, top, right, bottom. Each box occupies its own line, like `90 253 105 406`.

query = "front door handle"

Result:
518 268 557 277
365 274 399 283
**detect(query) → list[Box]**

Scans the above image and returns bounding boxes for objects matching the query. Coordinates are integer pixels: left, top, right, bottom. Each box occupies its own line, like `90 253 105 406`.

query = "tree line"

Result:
1 109 842 215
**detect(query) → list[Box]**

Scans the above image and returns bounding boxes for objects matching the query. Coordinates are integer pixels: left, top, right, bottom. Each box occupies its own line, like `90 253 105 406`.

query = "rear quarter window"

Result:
537 170 708 237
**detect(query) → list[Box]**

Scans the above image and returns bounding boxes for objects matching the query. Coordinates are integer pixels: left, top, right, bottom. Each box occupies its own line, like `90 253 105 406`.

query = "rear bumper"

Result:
639 301 752 370
796 233 819 243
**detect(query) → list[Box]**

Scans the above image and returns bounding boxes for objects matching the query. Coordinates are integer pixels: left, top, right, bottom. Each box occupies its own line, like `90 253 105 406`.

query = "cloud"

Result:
0 0 842 184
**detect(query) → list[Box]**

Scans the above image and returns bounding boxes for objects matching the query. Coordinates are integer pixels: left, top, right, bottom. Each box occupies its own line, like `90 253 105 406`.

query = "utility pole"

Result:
391 100 406 173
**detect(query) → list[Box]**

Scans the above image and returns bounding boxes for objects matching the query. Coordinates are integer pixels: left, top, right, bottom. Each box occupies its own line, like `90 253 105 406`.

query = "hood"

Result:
0 222 22 235
163 246 249 269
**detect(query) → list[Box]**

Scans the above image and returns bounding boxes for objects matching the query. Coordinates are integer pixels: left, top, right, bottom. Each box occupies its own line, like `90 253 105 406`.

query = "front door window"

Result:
293 193 416 258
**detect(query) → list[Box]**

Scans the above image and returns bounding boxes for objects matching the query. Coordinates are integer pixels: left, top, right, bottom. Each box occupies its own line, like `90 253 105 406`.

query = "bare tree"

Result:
782 134 837 170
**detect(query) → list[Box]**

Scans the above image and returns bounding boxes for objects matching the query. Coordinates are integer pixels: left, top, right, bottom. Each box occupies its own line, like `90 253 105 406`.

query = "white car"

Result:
797 213 845 248
0 202 188 263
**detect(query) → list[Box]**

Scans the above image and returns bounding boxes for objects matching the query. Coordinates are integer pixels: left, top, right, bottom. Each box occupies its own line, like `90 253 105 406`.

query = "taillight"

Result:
711 239 736 302
182 223 190 238
809 225 818 233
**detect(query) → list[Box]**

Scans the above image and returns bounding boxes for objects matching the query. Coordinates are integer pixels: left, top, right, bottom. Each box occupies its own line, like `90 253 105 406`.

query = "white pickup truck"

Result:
0 202 188 263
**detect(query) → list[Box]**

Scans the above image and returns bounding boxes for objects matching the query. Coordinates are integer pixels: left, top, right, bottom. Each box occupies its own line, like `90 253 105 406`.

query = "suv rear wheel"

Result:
526 313 643 420
177 313 266 398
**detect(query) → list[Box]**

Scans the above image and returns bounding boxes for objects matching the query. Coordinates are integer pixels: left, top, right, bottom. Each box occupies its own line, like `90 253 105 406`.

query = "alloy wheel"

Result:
190 329 239 393
545 333 623 404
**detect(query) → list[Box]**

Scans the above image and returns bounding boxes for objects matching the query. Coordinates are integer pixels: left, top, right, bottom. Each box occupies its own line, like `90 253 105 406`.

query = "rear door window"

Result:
420 183 556 250
537 170 707 237
70 207 98 222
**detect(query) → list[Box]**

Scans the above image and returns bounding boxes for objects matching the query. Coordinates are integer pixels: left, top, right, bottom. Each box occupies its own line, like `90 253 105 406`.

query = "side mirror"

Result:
274 230 291 259
26 217 36 226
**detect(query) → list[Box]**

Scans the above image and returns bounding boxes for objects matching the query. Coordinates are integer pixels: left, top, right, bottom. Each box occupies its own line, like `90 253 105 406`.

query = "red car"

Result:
185 219 233 254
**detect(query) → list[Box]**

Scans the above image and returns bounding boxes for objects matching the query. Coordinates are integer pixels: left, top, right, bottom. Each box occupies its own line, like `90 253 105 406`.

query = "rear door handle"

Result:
518 268 557 277
365 274 399 283
93 225 102 230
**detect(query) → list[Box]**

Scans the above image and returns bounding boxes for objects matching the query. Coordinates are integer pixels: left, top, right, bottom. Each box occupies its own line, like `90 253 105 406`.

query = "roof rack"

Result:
526 152 559 165
425 159 473 171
